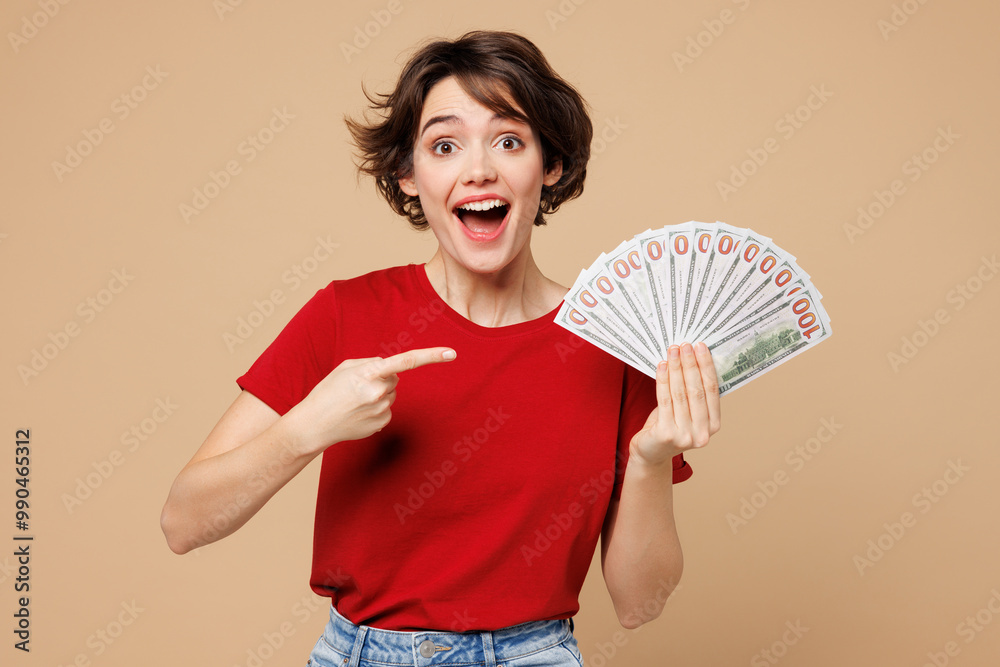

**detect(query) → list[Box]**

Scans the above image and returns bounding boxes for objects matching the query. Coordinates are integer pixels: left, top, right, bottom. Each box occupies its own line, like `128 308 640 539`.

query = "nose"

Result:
460 144 497 185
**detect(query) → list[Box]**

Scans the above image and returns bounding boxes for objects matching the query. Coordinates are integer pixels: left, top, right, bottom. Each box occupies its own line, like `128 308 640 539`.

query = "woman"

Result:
160 30 720 667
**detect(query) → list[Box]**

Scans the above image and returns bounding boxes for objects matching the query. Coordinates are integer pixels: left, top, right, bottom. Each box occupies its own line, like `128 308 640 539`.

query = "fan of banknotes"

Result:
555 221 832 395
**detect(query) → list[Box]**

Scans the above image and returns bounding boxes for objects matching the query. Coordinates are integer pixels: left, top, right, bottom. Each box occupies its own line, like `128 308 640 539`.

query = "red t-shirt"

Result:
236 264 691 631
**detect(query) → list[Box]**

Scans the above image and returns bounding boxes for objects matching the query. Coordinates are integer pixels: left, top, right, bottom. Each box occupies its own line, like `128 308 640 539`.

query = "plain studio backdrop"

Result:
3 1 999 665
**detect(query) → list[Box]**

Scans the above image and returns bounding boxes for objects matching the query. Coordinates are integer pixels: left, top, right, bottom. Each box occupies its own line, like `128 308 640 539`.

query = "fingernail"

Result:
442 349 457 360
681 343 694 356
658 360 668 371
669 345 680 360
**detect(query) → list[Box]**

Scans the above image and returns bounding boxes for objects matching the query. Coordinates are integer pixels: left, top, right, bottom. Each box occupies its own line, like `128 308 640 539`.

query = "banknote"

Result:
599 236 665 359
563 267 660 370
635 228 677 348
554 299 653 374
554 221 832 395
708 284 830 394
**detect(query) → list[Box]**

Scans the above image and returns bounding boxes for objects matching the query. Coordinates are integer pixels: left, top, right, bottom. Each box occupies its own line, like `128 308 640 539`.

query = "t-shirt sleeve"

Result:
612 365 693 501
235 285 339 416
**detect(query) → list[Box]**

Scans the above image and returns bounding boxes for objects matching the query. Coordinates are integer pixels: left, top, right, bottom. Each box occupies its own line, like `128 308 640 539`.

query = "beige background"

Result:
3 0 999 665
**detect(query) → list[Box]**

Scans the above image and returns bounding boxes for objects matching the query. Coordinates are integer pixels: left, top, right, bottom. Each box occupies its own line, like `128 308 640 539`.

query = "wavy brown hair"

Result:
345 30 593 230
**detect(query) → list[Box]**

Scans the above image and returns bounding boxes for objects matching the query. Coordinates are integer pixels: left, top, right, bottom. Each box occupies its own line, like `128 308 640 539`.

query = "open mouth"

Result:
454 198 510 240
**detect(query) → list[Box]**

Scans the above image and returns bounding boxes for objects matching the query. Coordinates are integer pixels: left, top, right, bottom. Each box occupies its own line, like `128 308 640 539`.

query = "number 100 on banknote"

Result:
555 221 832 395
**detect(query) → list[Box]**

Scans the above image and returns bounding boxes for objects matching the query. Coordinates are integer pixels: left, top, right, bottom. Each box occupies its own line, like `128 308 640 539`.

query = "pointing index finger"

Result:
376 347 457 378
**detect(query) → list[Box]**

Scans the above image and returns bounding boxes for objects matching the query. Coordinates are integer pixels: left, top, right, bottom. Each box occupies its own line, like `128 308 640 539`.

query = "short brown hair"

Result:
346 30 593 230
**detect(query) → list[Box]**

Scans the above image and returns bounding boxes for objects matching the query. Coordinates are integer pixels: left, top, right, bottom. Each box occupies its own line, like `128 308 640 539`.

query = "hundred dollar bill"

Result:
697 250 815 345
667 222 696 342
554 300 654 376
678 223 719 340
581 260 663 364
708 285 831 395
702 275 813 347
565 266 660 370
677 223 712 341
636 227 676 349
600 236 666 359
685 222 747 338
687 234 785 343
559 221 831 395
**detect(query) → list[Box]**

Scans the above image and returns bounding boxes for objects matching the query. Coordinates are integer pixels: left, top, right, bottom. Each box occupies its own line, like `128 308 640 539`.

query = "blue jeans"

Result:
307 603 585 666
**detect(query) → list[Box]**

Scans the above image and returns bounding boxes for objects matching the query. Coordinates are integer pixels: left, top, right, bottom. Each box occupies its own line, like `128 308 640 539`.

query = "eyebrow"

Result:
420 112 510 136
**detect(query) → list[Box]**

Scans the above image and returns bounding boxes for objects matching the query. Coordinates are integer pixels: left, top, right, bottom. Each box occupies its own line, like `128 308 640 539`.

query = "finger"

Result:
695 341 722 433
679 342 710 446
376 347 457 378
356 357 390 383
655 359 674 424
667 344 693 436
340 356 381 370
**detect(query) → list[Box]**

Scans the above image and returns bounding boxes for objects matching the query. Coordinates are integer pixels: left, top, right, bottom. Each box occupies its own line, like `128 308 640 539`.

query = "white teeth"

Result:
457 198 507 212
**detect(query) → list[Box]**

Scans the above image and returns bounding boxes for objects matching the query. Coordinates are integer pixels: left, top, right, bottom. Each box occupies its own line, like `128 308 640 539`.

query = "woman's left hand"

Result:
630 341 722 466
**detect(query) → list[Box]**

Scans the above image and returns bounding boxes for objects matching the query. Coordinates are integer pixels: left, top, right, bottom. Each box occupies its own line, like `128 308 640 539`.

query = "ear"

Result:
543 158 563 187
398 171 418 197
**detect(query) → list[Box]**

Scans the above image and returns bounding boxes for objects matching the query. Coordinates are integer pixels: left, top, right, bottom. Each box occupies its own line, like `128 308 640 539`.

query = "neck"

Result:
424 247 564 327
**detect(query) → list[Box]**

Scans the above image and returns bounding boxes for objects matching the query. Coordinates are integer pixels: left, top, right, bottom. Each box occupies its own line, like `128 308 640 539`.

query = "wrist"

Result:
628 438 678 471
274 406 327 460
626 445 680 476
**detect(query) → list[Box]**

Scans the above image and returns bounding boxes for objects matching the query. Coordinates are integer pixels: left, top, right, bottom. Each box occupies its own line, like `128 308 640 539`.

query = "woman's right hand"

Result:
161 346 454 554
284 347 457 456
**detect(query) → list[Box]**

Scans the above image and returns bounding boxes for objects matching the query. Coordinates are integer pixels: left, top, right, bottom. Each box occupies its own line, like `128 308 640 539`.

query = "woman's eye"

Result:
498 137 522 150
432 141 454 155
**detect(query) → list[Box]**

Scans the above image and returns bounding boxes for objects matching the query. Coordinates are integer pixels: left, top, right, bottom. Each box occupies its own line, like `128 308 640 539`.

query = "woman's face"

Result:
399 76 562 276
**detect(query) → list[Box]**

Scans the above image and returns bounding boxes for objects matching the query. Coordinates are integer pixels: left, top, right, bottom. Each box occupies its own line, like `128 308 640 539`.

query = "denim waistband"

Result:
322 603 576 666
